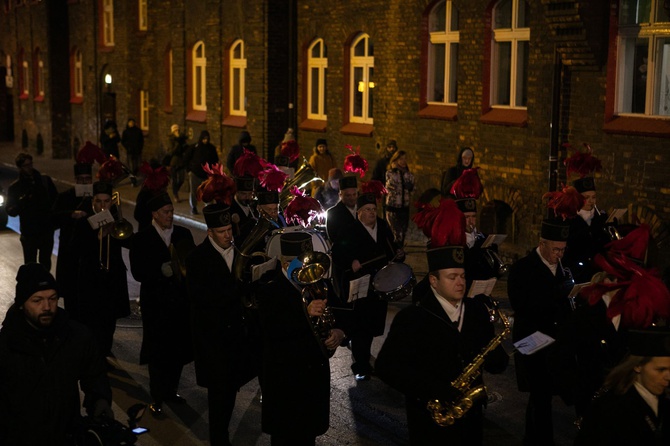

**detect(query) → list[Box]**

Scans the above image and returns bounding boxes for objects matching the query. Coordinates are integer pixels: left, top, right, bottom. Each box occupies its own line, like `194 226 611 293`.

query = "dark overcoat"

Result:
185 237 257 389
325 200 356 244
254 266 331 437
564 212 609 283
376 291 508 445
229 198 256 246
129 224 195 365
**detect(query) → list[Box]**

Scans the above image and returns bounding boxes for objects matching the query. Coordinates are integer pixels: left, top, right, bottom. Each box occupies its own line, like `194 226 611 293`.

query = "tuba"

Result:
232 216 275 285
279 158 322 210
293 251 336 358
427 303 510 426
99 192 134 271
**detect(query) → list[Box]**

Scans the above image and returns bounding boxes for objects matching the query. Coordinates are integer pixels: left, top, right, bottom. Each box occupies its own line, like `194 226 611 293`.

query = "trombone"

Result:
99 192 134 271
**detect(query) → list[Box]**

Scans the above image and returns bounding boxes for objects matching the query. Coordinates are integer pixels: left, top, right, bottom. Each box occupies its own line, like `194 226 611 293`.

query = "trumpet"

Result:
99 192 134 271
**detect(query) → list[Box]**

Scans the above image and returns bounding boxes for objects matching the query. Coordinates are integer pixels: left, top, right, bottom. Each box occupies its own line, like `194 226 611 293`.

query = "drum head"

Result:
373 263 412 293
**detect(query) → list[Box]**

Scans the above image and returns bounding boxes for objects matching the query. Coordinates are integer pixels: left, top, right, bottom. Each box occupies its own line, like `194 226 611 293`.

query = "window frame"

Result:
140 89 149 131
349 33 374 125
70 48 83 103
427 0 459 106
32 48 44 101
18 48 28 100
138 0 147 31
229 39 246 117
102 0 115 47
307 38 328 121
164 47 173 112
192 40 206 112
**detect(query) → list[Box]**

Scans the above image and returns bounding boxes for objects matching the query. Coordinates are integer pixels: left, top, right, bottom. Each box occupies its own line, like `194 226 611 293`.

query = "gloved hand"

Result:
92 399 115 420
161 262 174 277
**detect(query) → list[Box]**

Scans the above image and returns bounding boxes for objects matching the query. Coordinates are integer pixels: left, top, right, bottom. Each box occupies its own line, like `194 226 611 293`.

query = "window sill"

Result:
480 108 528 127
603 115 670 138
97 45 115 53
222 115 247 128
19 93 29 100
340 122 374 137
299 119 327 132
33 96 44 103
186 110 207 123
418 104 458 120
163 106 173 114
70 96 84 104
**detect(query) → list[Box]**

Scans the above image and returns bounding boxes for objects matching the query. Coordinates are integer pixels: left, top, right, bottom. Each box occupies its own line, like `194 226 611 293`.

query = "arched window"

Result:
73 49 83 99
230 39 246 116
33 48 44 100
615 0 670 116
491 0 529 108
350 33 374 124
307 38 327 120
192 41 206 111
428 1 459 104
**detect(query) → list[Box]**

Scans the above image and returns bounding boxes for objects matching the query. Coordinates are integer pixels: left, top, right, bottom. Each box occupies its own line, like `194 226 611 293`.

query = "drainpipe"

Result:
548 45 562 193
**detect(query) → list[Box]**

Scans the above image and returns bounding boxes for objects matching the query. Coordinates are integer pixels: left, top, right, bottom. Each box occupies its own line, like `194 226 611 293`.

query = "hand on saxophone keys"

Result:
307 299 327 317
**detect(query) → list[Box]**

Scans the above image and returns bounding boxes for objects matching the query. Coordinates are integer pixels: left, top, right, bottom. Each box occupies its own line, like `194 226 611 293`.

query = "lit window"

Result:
616 0 670 116
140 90 149 131
138 0 147 31
73 49 83 99
350 33 374 124
166 48 173 109
491 0 529 108
18 48 28 99
193 41 206 111
428 1 459 104
103 0 115 46
307 38 328 120
33 48 44 99
230 39 246 116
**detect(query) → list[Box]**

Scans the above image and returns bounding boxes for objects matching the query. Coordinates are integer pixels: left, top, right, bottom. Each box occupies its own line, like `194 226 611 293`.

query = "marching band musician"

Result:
254 232 346 446
325 174 358 244
229 176 257 245
256 189 287 229
507 218 576 446
186 203 258 446
331 192 404 382
129 192 195 415
376 198 508 445
68 181 131 360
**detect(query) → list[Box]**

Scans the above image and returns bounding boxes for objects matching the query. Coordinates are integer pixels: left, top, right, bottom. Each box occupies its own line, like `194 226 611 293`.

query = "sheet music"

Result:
481 234 507 248
568 282 591 299
606 208 627 223
467 278 497 297
251 257 278 282
347 274 370 303
87 209 114 230
74 184 93 197
513 331 555 355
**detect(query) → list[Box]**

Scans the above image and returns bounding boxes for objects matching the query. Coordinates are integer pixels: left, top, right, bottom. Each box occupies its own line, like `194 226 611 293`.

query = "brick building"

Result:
0 0 668 267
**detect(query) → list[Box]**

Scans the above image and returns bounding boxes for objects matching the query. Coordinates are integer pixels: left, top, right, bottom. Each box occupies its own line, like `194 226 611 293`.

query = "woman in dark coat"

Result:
441 146 475 196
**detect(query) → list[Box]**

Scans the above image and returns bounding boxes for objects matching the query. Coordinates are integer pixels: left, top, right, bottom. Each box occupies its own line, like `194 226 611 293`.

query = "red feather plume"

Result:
564 142 602 178
258 164 288 192
97 156 124 183
450 168 483 199
197 163 236 205
77 141 107 165
412 198 466 248
605 224 650 263
343 144 369 178
361 180 388 201
284 186 323 227
280 140 300 163
543 186 584 220
233 149 270 178
139 161 170 191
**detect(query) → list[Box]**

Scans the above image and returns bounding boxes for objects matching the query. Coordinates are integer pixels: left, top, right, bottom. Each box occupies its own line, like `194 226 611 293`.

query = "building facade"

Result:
0 0 668 266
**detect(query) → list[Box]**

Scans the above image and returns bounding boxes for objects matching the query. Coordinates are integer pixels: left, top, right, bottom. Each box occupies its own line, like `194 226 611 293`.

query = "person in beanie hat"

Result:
308 138 337 197
575 328 670 445
227 130 257 174
0 263 114 446
331 191 404 382
325 174 358 244
376 197 508 445
371 139 398 183
185 202 259 445
253 229 346 445
130 190 196 416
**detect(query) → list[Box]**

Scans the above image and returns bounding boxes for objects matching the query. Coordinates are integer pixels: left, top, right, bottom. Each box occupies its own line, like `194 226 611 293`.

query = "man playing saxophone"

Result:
376 199 508 445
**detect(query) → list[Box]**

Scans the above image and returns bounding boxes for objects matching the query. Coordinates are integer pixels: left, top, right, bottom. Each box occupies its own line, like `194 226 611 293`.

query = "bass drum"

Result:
265 226 332 277
372 262 416 302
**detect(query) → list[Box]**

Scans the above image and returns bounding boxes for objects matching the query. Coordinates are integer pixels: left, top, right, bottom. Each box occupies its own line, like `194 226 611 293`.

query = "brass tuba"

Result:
279 158 322 210
427 304 511 426
232 216 275 284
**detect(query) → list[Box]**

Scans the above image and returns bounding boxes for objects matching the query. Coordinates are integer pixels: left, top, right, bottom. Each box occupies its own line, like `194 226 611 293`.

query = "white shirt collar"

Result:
431 286 465 331
536 247 558 276
363 222 377 242
235 196 251 217
578 208 595 226
208 236 235 271
152 220 173 248
633 381 659 417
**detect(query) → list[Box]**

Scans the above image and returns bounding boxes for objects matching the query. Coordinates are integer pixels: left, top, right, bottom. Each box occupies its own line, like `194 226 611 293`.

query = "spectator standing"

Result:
227 131 257 174
6 152 58 271
385 150 415 247
100 120 121 159
273 127 300 171
186 130 219 215
308 138 337 197
121 118 144 175
0 263 113 446
167 124 189 203
441 147 475 196
371 140 398 183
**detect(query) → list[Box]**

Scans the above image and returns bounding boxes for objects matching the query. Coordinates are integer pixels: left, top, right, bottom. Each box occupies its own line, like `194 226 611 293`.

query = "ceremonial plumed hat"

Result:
280 232 313 257
274 155 290 167
235 176 255 192
628 328 670 356
147 192 172 212
573 177 596 193
541 219 570 242
256 190 279 205
203 203 232 228
15 263 57 306
356 192 376 209
456 198 477 213
427 246 466 272
339 175 358 190
92 181 113 196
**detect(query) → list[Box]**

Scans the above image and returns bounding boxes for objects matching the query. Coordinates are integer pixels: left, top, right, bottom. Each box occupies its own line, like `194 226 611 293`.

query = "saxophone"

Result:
427 305 511 427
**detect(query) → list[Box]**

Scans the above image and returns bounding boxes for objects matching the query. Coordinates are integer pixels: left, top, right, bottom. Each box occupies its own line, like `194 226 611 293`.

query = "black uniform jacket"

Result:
325 200 356 244
507 249 574 393
186 237 256 390
575 386 670 446
130 224 195 365
376 291 508 445
229 197 256 246
564 212 609 283
254 265 332 437
0 306 111 446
